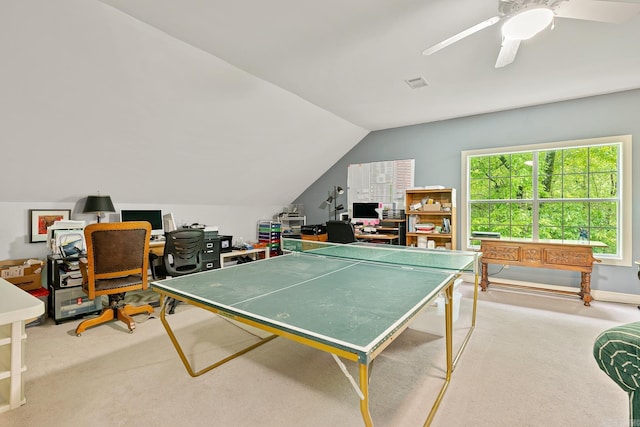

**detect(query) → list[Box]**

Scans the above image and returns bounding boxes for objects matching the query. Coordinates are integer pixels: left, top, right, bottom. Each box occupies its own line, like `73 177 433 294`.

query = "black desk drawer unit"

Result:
47 255 102 324
202 252 220 270
201 234 232 270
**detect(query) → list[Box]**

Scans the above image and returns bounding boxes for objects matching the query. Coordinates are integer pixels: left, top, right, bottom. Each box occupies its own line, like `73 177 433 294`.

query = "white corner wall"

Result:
0 0 367 207
0 0 368 260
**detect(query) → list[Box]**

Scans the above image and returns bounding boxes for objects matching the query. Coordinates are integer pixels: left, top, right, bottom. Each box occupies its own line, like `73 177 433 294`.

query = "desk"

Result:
355 233 399 244
219 248 270 268
152 240 479 426
0 278 44 412
300 233 328 242
355 219 405 246
149 241 165 257
476 237 607 306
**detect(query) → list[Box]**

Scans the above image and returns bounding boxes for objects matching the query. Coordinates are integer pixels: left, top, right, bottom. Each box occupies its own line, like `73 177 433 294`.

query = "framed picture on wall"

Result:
29 209 71 243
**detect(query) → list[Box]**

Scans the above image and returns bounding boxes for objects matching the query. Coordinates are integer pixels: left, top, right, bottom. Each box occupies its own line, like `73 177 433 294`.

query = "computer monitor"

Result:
352 202 381 225
163 212 177 233
120 209 163 237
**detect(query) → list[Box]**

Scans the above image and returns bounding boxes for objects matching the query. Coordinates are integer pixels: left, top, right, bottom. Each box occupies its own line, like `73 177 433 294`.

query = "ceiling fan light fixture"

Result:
502 7 554 40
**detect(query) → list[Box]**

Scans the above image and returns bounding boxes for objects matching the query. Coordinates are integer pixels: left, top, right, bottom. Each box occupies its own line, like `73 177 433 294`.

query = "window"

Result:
460 135 632 266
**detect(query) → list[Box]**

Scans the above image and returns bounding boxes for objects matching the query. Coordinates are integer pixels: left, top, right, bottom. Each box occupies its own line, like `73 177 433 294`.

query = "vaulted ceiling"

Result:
3 1 639 208
100 0 640 130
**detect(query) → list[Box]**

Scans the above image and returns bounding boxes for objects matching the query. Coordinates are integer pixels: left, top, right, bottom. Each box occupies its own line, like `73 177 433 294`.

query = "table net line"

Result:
283 238 477 271
295 249 475 275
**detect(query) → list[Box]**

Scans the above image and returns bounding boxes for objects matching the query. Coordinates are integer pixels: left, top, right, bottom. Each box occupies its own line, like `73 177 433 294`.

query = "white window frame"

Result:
460 135 632 267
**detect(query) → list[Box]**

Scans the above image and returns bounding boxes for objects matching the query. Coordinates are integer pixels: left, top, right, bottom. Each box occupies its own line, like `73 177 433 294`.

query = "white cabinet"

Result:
0 278 44 412
277 214 306 238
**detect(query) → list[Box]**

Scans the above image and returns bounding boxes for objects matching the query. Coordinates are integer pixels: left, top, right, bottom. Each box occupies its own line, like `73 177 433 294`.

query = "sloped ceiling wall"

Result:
95 0 640 132
0 0 367 207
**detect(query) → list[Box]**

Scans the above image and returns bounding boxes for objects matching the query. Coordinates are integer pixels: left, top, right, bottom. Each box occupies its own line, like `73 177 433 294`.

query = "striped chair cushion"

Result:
594 321 640 426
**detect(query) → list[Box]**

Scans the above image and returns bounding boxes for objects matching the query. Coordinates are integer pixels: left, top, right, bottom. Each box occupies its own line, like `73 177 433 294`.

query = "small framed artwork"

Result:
29 209 71 243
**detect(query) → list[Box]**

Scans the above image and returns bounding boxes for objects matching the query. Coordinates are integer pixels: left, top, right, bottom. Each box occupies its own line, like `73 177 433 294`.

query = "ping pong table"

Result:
151 239 480 426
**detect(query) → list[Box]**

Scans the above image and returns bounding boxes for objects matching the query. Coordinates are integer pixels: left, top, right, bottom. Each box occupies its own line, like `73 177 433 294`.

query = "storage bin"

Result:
409 279 463 336
26 287 49 327
52 286 102 323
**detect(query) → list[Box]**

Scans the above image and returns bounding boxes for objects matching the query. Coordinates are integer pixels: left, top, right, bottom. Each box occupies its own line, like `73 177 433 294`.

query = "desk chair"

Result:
161 229 204 314
326 220 357 244
75 221 154 336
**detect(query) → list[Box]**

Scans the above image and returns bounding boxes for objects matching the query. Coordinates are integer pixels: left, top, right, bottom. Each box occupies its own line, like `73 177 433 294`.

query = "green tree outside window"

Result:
468 144 620 254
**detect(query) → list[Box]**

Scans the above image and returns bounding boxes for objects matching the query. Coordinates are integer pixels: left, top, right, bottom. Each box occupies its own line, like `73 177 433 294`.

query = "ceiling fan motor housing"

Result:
498 0 566 16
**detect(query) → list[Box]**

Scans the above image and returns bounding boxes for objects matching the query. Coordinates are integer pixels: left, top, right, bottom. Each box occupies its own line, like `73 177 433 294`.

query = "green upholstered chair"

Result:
593 321 640 426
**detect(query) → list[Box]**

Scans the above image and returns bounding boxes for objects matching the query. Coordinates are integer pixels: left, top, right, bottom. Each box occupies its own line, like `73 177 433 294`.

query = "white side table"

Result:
0 278 44 412
220 248 270 268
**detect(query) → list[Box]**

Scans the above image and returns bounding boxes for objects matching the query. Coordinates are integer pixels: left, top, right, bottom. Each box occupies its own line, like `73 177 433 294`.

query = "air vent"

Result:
404 77 428 89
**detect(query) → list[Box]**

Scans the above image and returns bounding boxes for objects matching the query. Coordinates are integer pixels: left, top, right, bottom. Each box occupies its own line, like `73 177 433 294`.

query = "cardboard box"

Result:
421 203 441 212
0 258 44 291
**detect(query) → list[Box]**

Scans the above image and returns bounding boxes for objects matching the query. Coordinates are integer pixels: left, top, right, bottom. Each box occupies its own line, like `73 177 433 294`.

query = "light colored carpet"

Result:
3 283 638 427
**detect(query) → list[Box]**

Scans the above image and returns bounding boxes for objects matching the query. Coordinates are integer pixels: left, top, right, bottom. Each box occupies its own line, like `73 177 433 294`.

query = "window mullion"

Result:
531 152 539 239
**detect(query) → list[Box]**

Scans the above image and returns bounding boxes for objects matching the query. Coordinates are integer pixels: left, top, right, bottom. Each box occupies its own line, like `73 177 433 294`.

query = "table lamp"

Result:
83 194 115 223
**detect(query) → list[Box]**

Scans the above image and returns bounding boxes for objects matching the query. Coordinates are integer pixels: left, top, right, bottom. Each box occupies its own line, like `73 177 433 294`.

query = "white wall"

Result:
0 201 282 261
0 0 367 207
0 0 369 263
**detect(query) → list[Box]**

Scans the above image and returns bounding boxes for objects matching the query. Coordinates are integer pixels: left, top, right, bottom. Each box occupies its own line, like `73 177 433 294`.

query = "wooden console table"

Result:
476 237 607 306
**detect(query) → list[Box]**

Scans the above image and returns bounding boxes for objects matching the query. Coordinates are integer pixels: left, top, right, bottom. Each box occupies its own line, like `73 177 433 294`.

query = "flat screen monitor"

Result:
352 202 380 219
120 209 163 237
352 202 381 225
163 213 176 233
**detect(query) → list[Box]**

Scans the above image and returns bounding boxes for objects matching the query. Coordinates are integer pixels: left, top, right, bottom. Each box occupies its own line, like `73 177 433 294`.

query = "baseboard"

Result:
460 273 640 306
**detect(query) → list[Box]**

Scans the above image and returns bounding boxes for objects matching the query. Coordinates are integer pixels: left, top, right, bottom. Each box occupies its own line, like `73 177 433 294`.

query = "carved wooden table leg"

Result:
481 262 489 291
581 272 592 306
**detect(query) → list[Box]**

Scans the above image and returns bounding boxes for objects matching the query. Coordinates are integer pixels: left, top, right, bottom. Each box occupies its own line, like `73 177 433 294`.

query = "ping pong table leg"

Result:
424 280 455 427
452 268 480 369
471 266 479 327
158 297 277 378
358 363 374 427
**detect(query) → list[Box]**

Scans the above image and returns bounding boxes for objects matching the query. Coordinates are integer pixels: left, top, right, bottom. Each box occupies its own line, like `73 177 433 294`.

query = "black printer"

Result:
301 224 327 235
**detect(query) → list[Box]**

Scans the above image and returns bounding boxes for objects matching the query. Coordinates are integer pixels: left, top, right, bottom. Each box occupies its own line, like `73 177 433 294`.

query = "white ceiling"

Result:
99 0 640 131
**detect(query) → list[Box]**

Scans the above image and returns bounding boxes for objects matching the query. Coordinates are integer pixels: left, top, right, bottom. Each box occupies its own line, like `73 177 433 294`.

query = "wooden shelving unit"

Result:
405 188 456 249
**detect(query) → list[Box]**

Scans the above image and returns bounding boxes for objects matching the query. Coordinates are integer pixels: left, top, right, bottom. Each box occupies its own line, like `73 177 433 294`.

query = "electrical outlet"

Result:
503 264 509 269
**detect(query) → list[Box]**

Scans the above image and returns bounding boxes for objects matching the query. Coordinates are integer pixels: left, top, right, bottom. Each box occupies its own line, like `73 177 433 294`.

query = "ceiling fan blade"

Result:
422 16 501 56
495 38 521 68
554 0 640 24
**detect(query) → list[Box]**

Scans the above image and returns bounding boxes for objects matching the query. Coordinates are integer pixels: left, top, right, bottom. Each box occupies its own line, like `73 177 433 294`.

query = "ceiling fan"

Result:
422 0 640 68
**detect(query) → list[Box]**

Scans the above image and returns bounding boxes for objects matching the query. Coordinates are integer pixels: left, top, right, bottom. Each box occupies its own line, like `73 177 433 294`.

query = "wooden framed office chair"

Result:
326 220 357 244
160 228 204 314
75 221 154 336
